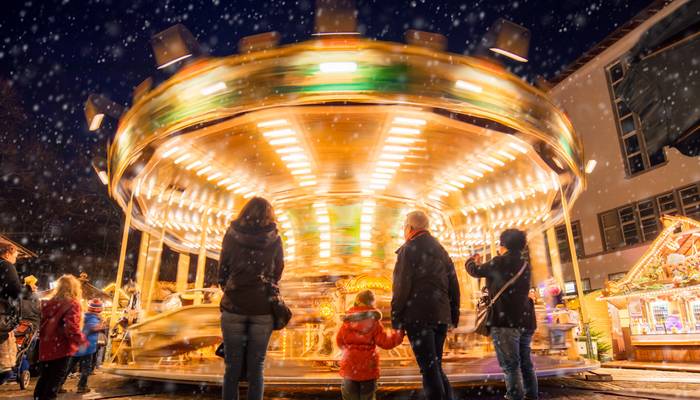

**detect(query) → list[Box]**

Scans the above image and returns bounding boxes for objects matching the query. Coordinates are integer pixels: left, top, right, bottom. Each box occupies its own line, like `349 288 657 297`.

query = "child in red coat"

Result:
336 290 404 400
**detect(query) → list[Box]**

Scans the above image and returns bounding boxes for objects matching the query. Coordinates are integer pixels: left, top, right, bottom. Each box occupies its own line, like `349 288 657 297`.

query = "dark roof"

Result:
549 0 673 85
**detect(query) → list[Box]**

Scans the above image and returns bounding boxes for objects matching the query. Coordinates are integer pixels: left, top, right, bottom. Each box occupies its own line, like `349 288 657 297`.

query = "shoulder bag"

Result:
264 278 292 331
474 261 528 337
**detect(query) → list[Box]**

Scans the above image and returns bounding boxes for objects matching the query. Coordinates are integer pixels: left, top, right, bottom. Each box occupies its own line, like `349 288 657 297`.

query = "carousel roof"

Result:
105 36 585 266
602 215 700 300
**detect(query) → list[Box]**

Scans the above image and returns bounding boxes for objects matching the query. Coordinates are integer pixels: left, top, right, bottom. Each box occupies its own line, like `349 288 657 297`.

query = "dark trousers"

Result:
60 354 95 390
341 379 377 400
33 357 70 400
405 323 453 400
221 312 274 400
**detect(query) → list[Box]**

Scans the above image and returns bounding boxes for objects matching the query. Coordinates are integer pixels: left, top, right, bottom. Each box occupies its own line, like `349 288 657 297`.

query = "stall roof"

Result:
601 215 700 300
0 234 37 259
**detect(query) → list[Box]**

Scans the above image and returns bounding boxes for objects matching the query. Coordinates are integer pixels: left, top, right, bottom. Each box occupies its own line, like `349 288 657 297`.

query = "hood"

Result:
343 306 382 334
227 221 280 250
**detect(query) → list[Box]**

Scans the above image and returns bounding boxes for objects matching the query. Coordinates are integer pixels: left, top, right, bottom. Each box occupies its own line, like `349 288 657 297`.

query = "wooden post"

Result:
106 195 134 359
144 224 167 314
135 231 150 292
560 185 594 358
175 253 191 294
193 210 209 305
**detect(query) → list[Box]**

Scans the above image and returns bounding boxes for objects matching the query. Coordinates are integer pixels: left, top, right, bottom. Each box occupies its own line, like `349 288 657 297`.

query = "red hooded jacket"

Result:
336 305 404 381
39 297 85 361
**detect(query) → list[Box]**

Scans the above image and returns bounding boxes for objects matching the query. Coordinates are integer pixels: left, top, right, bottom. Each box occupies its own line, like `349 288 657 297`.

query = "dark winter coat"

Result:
20 286 41 328
0 259 21 324
336 305 404 381
465 251 536 331
39 297 85 361
391 232 461 329
218 221 284 316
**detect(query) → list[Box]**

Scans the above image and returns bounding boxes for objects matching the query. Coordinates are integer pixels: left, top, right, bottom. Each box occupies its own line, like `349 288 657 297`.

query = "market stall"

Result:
602 215 700 362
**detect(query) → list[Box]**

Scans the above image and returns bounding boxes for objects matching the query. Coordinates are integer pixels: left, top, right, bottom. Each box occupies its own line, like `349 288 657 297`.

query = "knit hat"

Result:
353 290 375 307
88 298 103 313
24 275 38 287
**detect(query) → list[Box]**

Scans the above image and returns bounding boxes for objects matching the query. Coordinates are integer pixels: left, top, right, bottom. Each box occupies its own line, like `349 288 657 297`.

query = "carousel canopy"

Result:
104 34 585 270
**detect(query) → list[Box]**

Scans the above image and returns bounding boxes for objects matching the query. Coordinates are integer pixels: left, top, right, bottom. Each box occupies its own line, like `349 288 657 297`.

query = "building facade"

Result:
547 0 700 292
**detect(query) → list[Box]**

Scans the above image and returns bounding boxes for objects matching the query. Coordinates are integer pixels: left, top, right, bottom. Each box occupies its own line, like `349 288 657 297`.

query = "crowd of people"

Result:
0 241 107 400
218 197 537 400
3 196 538 400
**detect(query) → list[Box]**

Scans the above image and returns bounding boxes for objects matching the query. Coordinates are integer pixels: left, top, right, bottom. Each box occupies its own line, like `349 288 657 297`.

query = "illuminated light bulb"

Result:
299 180 317 187
319 61 357 73
434 189 450 197
361 249 372 257
497 150 516 160
257 119 288 128
207 172 223 181
269 137 298 146
393 117 426 126
442 183 460 192
318 225 330 232
196 166 213 176
377 160 401 167
379 153 405 160
371 177 391 185
389 127 421 135
243 192 255 199
375 167 396 174
449 180 465 189
162 146 180 158
320 241 331 250
263 128 296 138
226 182 240 190
369 184 387 190
467 169 484 178
233 187 248 194
486 156 506 166
585 159 597 174
372 173 393 179
428 194 442 202
291 168 312 175
281 153 307 161
455 80 484 93
186 160 202 170
361 207 375 215
287 161 310 169
200 81 227 96
457 175 475 183
382 145 410 153
477 162 494 172
276 146 303 154
386 136 417 144
509 142 528 154
360 232 371 240
281 221 292 229
320 232 331 241
361 215 373 224
360 241 372 248
217 177 232 186
320 250 331 258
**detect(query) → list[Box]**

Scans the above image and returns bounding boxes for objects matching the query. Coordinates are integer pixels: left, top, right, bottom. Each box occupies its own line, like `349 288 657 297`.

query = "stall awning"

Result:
0 234 37 259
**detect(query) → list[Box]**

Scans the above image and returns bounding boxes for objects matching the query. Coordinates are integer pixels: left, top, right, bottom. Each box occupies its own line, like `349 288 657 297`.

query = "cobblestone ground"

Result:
2 368 699 399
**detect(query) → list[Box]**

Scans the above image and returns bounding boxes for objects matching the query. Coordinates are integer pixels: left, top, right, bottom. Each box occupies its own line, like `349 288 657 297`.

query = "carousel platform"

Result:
104 356 598 387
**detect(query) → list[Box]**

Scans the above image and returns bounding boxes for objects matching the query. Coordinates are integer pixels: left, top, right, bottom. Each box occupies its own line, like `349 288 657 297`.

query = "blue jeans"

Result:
405 323 453 400
221 312 274 400
491 327 538 400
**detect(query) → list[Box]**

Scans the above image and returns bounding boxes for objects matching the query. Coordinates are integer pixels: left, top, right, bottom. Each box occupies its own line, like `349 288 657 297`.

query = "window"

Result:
599 187 688 251
608 271 627 282
554 221 584 263
606 60 666 176
651 301 669 332
691 301 700 331
564 279 591 295
679 183 700 219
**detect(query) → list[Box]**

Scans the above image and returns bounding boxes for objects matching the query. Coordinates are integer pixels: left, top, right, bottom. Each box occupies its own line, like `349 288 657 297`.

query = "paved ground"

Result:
2 368 699 399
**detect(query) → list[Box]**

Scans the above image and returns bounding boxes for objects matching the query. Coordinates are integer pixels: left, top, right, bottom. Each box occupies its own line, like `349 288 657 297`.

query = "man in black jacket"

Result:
1 241 21 367
466 229 537 400
391 210 460 400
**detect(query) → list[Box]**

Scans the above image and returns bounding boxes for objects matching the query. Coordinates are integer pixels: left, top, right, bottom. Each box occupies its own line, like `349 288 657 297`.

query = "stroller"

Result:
0 320 38 390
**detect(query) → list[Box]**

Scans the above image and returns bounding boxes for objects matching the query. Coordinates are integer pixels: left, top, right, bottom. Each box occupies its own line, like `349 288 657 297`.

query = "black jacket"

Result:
218 221 284 315
391 232 460 329
20 286 41 328
466 251 536 331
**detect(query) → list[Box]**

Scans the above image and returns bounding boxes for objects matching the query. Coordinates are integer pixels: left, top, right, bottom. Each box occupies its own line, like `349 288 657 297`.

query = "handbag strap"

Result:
488 261 528 308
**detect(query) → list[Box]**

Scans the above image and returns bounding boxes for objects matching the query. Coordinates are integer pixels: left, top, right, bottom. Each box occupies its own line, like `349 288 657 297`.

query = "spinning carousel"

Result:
91 2 594 386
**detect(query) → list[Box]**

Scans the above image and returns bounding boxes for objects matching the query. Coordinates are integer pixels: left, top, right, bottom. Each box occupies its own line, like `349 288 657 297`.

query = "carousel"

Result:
90 2 594 387
602 215 700 363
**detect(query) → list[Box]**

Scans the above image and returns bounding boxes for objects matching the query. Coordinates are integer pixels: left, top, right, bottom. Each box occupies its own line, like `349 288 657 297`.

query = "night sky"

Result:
0 0 653 282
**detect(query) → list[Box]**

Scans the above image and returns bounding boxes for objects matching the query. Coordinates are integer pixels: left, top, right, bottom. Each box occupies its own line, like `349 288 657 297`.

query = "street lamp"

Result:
84 94 124 131
481 18 530 63
150 24 202 69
